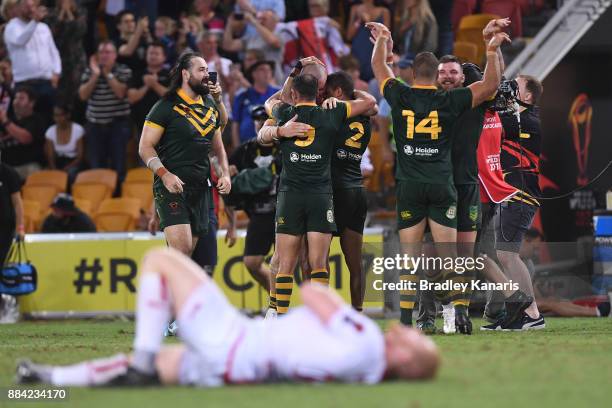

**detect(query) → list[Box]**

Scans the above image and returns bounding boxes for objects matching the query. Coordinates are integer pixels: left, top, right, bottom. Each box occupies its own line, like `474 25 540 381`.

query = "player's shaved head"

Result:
413 52 440 83
291 74 318 102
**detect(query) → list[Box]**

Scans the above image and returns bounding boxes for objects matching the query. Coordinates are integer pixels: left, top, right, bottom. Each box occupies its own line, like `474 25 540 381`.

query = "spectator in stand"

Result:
46 0 87 107
78 41 132 183
231 60 278 149
41 193 96 233
395 0 438 56
175 15 201 56
154 16 177 66
368 52 400 102
339 55 369 92
0 149 24 264
127 41 170 143
226 49 264 107
115 10 152 79
223 10 284 85
346 0 390 82
0 60 12 111
0 0 19 24
235 0 285 24
197 31 232 115
193 0 225 35
429 0 454 56
4 0 61 121
0 86 46 178
280 0 350 75
44 104 84 183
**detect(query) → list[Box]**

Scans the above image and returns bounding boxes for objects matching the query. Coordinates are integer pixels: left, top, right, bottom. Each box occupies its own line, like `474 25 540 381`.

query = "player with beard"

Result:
139 52 231 256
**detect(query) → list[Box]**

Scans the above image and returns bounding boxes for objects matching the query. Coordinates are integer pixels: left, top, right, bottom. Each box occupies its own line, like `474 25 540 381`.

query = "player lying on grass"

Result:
16 247 439 387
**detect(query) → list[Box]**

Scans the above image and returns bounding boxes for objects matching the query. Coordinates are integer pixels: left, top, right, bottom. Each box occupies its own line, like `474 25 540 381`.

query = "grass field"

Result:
1 318 611 408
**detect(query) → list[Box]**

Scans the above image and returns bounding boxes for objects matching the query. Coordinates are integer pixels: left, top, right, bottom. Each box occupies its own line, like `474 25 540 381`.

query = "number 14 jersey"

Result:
381 78 472 184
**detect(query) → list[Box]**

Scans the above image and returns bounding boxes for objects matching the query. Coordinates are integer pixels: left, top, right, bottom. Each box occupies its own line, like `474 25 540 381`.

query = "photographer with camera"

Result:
483 74 545 331
224 105 281 293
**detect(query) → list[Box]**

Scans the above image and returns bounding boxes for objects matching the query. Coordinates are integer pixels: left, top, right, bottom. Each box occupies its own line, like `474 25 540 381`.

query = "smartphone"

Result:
234 13 244 20
209 72 218 85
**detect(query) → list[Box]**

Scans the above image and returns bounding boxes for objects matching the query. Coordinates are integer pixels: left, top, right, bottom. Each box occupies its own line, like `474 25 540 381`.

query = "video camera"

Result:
493 78 519 112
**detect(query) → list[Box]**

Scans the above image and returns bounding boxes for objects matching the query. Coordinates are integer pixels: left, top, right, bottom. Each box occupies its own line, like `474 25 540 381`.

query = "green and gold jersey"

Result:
273 101 349 193
145 89 220 189
331 114 371 189
381 78 472 184
451 103 487 185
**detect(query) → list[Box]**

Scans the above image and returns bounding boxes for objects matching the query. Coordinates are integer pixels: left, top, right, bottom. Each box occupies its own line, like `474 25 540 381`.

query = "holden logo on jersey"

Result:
404 145 414 156
290 152 299 162
337 149 347 160
446 205 457 219
326 210 334 223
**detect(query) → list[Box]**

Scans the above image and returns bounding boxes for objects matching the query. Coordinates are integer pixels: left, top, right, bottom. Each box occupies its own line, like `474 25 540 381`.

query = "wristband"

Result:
156 167 168 178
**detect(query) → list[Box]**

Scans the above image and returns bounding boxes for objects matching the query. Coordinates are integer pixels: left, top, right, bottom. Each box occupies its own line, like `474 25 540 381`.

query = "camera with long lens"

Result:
493 78 519 113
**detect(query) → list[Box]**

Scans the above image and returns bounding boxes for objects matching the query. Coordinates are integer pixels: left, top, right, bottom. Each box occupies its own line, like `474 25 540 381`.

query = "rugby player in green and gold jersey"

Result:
366 21 508 327
323 71 376 312
139 52 231 256
258 72 375 315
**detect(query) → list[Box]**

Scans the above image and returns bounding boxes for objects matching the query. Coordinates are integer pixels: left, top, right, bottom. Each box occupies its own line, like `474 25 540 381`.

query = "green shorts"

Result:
333 187 367 235
456 184 481 232
154 184 210 237
276 191 336 235
396 180 457 229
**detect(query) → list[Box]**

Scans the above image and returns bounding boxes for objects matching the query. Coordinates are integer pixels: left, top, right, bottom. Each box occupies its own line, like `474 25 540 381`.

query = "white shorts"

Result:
177 282 249 386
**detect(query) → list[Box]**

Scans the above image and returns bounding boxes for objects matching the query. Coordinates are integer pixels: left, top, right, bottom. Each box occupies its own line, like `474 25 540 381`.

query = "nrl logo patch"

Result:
290 152 299 162
404 145 414 156
326 210 334 223
446 205 456 219
336 149 347 159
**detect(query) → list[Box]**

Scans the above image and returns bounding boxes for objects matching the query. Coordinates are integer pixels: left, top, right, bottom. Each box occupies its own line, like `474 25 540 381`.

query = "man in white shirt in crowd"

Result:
3 0 61 121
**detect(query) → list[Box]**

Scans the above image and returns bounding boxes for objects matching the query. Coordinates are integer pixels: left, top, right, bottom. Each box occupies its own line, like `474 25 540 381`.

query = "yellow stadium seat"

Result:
25 170 68 193
95 198 141 232
453 41 479 64
456 14 500 66
72 184 112 213
121 182 153 211
125 167 153 184
22 185 57 213
74 169 117 193
74 198 93 218
22 200 41 233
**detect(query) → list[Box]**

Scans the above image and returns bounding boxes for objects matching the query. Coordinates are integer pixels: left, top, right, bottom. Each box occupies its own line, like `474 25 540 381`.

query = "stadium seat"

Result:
125 167 153 184
74 198 93 218
74 169 117 193
72 169 117 213
21 185 58 213
25 170 68 193
22 200 41 233
94 198 141 232
481 0 522 38
453 41 479 64
121 182 153 211
456 14 501 66
72 184 112 213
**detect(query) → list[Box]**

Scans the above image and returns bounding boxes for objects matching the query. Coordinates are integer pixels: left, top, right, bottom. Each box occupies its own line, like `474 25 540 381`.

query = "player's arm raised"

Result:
301 282 346 325
139 124 185 194
367 22 395 91
468 31 510 108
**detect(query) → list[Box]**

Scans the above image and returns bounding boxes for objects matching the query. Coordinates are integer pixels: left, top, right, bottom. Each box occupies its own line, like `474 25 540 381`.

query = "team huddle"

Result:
16 17 546 387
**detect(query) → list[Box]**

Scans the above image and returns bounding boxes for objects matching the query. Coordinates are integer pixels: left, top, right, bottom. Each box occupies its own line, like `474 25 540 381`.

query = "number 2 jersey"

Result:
331 114 371 189
381 78 472 184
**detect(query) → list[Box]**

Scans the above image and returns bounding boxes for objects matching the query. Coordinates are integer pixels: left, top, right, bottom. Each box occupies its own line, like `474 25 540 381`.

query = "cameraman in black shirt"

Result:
226 106 281 293
488 74 545 331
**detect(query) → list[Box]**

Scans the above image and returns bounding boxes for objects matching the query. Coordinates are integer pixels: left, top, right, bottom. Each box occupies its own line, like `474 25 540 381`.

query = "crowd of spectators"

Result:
0 0 556 196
